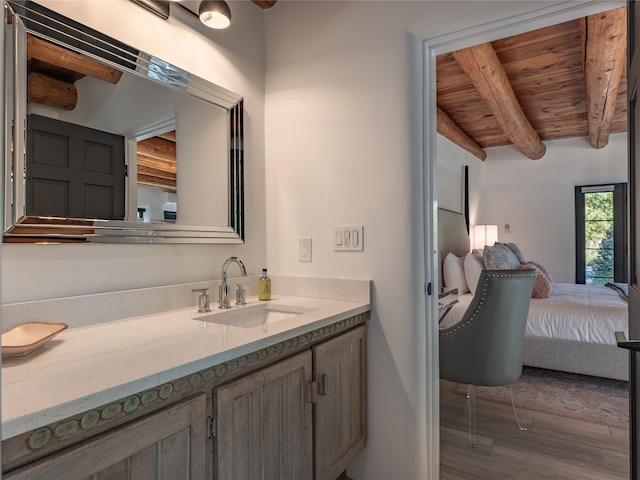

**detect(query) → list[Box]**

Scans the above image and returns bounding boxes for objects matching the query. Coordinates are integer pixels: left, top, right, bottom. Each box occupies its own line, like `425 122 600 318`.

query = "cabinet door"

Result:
5 394 206 480
214 350 313 480
313 325 367 480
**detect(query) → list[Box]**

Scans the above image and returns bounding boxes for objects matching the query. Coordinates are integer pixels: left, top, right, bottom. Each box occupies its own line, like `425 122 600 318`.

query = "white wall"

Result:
2 0 266 303
264 2 569 478
437 135 484 219
478 133 627 282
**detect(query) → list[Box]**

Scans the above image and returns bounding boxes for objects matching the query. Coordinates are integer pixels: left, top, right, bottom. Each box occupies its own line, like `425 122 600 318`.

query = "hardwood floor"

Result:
440 379 630 479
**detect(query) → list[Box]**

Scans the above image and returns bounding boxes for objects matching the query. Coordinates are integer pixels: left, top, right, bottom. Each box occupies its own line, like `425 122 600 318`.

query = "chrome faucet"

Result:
219 257 247 309
192 288 211 313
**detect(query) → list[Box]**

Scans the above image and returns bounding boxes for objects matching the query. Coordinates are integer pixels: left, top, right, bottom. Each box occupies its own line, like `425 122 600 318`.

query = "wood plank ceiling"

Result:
436 6 627 161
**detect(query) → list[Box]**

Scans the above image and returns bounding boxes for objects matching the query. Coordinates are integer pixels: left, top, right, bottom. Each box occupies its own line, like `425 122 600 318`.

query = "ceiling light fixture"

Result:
199 0 232 29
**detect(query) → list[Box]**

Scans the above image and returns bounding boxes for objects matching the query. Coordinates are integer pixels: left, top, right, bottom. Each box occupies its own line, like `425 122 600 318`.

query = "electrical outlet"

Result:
299 238 312 262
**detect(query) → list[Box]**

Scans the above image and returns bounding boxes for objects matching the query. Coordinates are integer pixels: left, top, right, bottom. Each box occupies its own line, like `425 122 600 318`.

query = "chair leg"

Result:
509 384 527 431
466 384 524 447
467 384 477 447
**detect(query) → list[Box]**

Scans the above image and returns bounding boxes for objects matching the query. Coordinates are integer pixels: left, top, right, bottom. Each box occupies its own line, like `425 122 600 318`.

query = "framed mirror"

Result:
3 0 244 243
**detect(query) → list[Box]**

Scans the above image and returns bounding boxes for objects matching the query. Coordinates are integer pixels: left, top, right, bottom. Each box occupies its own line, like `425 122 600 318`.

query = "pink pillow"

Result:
520 262 552 298
527 260 553 284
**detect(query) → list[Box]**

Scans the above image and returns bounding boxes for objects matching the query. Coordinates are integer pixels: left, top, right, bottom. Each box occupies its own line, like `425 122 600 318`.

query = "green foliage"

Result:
585 192 613 246
590 228 614 285
584 191 614 285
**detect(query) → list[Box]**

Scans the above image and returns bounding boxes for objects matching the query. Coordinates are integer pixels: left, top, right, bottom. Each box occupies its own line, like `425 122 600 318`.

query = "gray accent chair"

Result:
440 268 537 446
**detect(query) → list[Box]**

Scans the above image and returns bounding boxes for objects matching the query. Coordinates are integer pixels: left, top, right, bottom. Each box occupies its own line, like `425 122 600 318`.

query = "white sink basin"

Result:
194 303 312 329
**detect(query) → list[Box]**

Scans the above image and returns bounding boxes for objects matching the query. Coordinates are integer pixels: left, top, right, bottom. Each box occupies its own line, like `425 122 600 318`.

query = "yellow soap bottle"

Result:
258 268 271 301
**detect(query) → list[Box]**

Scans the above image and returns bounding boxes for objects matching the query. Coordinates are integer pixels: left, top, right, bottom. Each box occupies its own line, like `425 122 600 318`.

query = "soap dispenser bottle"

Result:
258 268 271 301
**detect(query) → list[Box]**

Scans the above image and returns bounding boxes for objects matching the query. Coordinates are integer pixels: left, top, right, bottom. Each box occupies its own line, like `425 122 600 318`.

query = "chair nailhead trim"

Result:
439 271 536 336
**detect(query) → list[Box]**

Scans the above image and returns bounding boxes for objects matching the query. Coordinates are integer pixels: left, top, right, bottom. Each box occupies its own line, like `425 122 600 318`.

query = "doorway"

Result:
423 2 629 478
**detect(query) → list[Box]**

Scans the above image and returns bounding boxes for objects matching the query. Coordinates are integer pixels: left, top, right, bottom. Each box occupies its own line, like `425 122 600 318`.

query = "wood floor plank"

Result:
611 425 630 440
440 379 629 479
603 447 631 477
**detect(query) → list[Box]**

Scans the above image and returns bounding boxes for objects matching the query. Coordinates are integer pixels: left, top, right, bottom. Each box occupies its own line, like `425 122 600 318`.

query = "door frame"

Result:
422 2 625 478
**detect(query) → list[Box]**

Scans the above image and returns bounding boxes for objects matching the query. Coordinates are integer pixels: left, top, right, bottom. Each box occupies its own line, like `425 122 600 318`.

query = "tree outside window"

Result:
585 191 614 285
575 184 627 285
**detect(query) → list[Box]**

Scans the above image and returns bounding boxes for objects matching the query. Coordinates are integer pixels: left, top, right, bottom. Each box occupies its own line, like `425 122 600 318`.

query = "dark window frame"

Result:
575 183 627 284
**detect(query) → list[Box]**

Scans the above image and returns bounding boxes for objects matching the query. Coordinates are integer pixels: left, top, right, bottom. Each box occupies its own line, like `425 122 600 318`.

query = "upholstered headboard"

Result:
437 208 470 287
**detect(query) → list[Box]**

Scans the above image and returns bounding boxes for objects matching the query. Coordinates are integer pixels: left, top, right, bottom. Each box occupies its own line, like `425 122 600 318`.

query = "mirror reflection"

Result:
136 129 178 222
4 0 244 243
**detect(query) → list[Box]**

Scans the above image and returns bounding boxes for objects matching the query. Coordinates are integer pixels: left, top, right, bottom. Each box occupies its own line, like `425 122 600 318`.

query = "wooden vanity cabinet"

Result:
214 350 314 479
213 325 366 480
4 394 207 480
2 319 367 480
313 325 367 480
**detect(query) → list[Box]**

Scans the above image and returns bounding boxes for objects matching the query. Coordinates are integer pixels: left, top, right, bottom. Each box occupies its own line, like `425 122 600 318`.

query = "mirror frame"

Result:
3 0 245 243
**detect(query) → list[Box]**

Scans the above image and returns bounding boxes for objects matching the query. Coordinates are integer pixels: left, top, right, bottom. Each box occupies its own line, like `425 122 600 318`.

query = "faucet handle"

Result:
236 283 248 306
192 288 211 313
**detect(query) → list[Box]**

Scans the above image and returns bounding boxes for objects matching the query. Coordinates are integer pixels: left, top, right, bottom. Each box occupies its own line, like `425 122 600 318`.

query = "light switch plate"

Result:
333 225 364 251
299 238 312 262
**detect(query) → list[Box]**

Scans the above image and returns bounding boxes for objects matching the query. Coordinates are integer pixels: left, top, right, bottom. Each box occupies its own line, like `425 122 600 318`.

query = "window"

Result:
575 184 627 284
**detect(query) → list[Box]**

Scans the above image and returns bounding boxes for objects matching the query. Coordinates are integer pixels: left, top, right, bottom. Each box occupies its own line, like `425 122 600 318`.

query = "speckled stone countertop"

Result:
2 277 371 440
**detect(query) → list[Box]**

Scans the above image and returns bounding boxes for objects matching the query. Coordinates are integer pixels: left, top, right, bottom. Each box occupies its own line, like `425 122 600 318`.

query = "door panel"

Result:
27 114 126 219
214 351 313 480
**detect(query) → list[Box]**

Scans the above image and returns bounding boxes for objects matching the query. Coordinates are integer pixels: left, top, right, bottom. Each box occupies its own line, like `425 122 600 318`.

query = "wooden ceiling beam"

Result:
251 0 277 9
452 43 546 160
583 6 627 149
28 72 77 111
436 107 487 161
27 34 123 85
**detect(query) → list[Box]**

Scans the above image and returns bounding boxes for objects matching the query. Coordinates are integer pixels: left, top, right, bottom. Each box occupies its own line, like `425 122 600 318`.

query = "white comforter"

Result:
440 283 628 346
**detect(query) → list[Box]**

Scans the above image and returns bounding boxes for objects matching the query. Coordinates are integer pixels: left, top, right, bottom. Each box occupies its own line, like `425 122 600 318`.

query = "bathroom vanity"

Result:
0 2 370 478
1 277 371 479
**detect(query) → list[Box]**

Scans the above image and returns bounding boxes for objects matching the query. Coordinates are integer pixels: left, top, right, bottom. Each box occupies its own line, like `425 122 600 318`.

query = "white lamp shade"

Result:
473 225 498 250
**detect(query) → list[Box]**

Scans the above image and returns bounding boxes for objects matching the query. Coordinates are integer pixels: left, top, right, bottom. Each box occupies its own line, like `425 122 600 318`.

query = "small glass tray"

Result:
2 322 68 357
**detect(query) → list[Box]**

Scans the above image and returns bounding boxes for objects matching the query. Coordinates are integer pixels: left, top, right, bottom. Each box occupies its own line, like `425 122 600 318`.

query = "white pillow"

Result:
443 252 469 294
464 251 485 295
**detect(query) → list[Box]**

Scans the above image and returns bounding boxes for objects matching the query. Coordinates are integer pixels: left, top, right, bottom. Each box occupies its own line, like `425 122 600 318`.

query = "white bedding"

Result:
440 283 628 346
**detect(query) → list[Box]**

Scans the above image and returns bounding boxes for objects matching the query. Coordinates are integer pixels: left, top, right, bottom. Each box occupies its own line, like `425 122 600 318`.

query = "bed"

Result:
438 208 629 381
